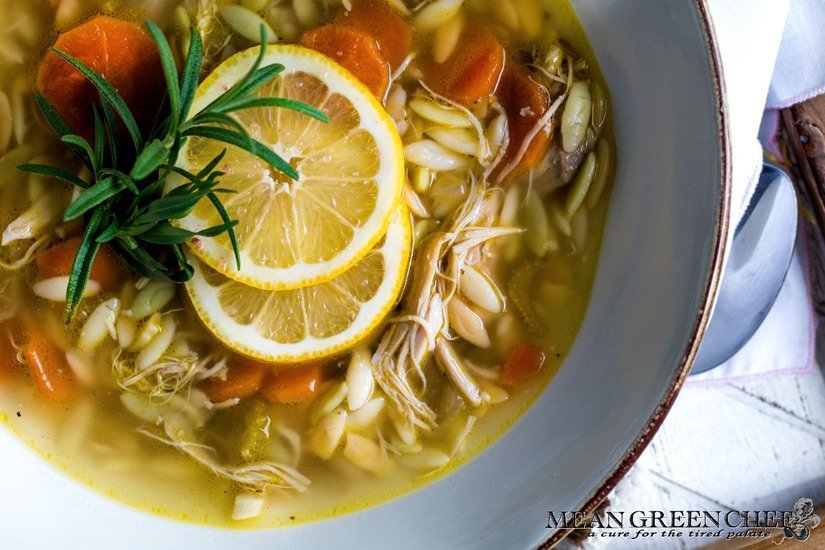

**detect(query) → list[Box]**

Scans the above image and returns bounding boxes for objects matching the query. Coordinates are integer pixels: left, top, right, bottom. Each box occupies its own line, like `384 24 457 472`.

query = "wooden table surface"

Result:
557 99 825 549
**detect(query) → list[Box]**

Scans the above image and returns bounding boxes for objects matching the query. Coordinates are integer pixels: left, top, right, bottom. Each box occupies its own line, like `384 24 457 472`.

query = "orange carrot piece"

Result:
23 326 75 401
300 24 390 98
422 22 505 106
36 16 165 141
36 237 123 291
261 363 324 404
500 342 545 386
199 359 268 403
334 0 413 70
494 65 552 182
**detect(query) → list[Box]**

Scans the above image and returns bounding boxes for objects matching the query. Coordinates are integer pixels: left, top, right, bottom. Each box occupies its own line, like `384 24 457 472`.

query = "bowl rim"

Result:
539 0 732 546
0 1 732 543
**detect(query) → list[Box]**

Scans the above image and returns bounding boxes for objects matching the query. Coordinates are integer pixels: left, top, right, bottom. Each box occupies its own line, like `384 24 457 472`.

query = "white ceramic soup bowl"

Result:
0 0 728 547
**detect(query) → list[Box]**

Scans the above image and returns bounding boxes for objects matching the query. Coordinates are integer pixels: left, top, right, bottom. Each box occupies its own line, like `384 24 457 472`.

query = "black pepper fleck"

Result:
15 411 21 417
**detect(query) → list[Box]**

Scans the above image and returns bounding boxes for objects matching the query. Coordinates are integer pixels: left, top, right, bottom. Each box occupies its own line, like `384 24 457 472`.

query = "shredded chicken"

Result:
373 180 522 431
141 423 310 493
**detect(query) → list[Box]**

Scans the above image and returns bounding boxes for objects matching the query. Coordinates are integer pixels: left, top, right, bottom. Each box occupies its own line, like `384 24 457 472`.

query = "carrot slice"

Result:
500 342 545 386
300 24 390 98
199 359 268 403
23 326 75 401
36 16 165 141
334 0 413 70
494 65 552 182
36 237 123 291
422 22 505 106
261 363 324 404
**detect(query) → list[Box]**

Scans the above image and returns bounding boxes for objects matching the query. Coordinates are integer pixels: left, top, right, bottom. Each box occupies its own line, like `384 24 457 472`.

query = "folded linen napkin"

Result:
688 0 815 383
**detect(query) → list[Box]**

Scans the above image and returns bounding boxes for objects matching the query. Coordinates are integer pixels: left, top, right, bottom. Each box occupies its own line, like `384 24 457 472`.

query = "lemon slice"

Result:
176 45 404 290
185 209 411 363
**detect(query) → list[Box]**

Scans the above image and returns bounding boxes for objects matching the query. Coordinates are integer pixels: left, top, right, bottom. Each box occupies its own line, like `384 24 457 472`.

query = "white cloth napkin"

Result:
689 0 815 383
768 0 825 108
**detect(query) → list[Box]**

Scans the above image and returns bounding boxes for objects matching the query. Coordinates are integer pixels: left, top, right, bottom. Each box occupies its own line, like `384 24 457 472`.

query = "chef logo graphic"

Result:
780 498 820 543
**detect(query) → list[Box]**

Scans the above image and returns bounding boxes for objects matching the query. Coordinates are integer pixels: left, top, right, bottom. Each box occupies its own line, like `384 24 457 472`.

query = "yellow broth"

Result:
0 0 613 527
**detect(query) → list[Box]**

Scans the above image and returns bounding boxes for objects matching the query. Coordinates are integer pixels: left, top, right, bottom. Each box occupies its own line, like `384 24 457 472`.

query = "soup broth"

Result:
0 0 613 527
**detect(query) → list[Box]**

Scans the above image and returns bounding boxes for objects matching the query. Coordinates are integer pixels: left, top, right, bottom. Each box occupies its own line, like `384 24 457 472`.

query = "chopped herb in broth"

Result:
0 0 614 528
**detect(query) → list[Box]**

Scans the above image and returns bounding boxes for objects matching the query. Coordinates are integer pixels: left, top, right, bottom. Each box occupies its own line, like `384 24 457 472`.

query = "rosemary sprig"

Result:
19 23 328 322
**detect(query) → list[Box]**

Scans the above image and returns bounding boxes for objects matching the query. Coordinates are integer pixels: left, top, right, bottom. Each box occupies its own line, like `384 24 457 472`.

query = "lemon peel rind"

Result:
177 44 404 291
185 208 412 363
